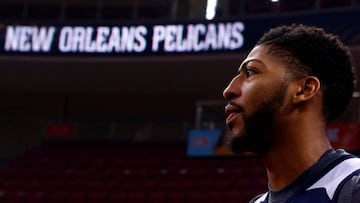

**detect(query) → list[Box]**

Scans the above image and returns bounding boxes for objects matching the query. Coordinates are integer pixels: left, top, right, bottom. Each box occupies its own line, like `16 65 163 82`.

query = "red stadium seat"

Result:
46 191 67 203
206 190 224 203
87 191 107 203
187 191 206 202
167 191 186 203
148 191 166 203
108 191 127 203
128 191 146 203
27 192 46 203
68 191 86 203
4 191 26 203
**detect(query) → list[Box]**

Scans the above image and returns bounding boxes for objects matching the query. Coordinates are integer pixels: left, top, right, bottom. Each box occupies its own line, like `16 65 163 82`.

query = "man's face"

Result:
223 45 290 154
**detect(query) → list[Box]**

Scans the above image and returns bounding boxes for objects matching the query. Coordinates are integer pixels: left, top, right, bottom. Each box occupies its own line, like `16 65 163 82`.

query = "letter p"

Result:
152 25 166 52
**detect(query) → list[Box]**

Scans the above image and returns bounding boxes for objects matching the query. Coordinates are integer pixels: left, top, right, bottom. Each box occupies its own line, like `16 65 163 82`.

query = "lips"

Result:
225 103 243 127
226 112 240 124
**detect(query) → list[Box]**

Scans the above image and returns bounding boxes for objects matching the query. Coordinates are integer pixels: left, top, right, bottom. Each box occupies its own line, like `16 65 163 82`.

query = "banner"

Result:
187 129 221 156
0 7 359 56
0 22 245 55
187 129 236 157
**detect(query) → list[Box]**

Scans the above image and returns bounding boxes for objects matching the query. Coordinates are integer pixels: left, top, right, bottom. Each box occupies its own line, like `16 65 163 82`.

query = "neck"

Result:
262 116 331 191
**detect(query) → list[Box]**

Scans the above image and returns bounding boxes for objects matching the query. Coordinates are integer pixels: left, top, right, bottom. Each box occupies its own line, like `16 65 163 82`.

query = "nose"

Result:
223 76 241 100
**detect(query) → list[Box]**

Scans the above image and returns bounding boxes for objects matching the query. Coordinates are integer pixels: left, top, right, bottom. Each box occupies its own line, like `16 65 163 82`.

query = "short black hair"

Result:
256 24 355 122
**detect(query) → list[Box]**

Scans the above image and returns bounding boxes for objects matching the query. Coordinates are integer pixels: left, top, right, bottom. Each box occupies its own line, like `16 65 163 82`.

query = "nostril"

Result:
227 92 236 100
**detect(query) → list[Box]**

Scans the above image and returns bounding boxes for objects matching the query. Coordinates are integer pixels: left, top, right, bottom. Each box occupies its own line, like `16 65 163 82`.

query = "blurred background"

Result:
0 0 359 202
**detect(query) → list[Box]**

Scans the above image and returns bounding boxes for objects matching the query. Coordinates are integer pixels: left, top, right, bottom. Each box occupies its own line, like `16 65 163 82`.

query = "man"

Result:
223 24 360 202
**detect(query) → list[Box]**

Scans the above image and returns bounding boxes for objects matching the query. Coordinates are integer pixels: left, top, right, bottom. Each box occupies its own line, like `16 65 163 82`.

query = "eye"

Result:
245 68 256 77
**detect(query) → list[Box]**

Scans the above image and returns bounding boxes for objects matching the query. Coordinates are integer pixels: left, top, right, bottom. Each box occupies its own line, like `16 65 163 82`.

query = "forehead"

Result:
239 45 286 72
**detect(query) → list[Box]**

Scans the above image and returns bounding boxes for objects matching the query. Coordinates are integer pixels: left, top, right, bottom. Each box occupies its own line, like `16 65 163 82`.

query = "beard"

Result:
228 82 288 155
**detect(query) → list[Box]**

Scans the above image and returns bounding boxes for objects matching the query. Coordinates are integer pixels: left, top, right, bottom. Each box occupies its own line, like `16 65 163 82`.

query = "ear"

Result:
293 76 321 104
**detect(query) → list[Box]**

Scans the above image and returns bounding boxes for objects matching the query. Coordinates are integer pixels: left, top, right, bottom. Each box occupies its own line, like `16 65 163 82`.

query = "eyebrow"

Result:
238 58 266 73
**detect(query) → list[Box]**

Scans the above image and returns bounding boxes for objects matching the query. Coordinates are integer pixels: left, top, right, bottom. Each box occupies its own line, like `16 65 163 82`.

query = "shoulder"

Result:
336 171 360 203
307 155 360 201
249 193 267 203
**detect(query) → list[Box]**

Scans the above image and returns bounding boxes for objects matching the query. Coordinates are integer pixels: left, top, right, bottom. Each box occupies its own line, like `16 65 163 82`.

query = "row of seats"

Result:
0 141 267 202
0 189 261 203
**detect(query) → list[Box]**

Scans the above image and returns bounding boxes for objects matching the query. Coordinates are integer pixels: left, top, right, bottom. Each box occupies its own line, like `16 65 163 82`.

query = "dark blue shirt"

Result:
250 149 360 203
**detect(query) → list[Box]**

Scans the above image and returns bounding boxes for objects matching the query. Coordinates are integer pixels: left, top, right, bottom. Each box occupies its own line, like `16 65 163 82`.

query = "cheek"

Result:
242 83 271 107
242 81 285 111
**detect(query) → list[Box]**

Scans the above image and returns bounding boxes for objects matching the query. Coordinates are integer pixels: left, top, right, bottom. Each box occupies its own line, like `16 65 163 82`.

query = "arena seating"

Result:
0 141 267 203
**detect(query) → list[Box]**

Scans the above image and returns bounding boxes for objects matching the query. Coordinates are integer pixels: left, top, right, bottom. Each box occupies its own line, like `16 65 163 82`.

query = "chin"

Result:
230 129 243 139
228 131 269 155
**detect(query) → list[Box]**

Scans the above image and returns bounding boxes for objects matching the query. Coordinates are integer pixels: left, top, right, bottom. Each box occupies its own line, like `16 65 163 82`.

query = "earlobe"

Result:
293 76 320 104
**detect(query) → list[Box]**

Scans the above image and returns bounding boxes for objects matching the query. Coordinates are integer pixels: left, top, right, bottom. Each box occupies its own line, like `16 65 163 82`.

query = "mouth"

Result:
225 103 243 127
226 112 240 124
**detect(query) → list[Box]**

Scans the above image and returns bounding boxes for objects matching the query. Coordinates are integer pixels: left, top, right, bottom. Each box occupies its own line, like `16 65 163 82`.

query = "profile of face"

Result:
223 45 290 155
